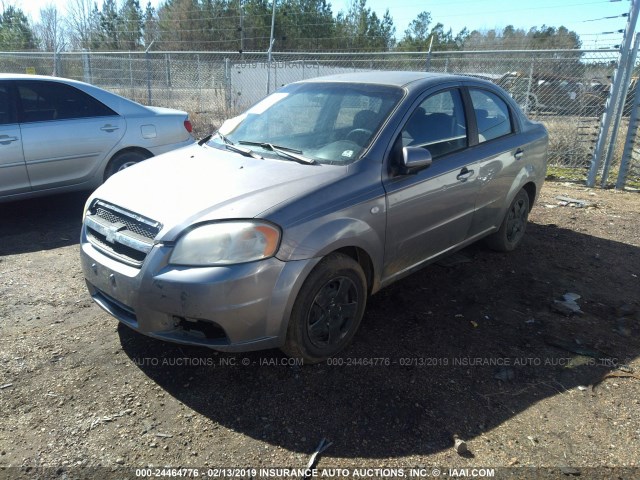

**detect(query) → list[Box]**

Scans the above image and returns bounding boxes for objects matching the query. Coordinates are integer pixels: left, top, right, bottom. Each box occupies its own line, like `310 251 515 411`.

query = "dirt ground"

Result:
1 181 639 480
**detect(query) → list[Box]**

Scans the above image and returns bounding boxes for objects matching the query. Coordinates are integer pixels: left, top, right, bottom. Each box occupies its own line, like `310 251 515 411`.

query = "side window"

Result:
469 89 512 143
0 84 13 125
400 89 467 158
17 81 116 123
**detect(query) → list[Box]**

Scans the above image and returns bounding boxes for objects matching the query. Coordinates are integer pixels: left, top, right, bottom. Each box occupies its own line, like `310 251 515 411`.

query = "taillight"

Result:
184 119 193 133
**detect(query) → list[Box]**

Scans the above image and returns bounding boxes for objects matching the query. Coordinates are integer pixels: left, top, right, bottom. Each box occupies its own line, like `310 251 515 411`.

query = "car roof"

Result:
296 71 480 89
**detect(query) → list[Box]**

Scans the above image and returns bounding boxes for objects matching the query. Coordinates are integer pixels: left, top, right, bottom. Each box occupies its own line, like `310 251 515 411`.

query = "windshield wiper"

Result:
238 141 317 165
198 133 212 146
203 131 263 159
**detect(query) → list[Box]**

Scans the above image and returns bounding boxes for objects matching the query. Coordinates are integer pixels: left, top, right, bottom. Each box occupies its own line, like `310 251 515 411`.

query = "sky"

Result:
11 0 633 50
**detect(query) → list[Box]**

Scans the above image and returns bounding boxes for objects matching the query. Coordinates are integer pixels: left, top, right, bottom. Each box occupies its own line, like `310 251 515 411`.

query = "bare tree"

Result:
34 4 66 52
66 0 100 50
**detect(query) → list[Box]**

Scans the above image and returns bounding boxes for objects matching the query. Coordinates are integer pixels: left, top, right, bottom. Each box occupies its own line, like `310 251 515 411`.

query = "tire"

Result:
281 253 367 364
104 151 151 181
485 189 530 252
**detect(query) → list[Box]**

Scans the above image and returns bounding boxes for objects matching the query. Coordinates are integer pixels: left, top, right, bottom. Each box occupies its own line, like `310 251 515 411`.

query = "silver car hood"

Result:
92 144 344 240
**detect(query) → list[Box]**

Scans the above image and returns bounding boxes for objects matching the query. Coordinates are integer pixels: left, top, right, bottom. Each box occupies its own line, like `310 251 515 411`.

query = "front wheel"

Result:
104 151 151 181
485 189 530 252
281 253 367 364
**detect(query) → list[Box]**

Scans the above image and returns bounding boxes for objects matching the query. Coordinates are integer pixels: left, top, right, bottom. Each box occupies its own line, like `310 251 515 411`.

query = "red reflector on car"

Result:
184 120 193 133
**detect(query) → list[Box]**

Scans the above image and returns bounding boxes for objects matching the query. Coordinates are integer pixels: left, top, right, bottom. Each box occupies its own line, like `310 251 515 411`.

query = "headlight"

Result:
169 221 281 266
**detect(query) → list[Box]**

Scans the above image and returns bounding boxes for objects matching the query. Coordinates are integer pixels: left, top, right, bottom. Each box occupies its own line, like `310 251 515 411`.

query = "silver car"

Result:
0 74 194 202
80 72 548 363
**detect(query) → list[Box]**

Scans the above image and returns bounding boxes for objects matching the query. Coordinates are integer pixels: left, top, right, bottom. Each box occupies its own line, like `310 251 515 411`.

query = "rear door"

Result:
0 81 30 197
16 80 125 190
465 87 523 237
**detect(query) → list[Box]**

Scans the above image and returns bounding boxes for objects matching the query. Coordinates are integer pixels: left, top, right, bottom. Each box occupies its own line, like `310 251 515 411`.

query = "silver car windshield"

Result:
209 83 404 165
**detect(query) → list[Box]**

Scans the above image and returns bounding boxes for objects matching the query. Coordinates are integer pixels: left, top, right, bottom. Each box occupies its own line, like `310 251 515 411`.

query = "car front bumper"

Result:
80 228 319 351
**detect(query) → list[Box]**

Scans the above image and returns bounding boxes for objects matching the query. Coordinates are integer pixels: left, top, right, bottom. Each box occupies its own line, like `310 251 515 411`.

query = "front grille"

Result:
88 229 147 263
94 206 158 240
85 200 162 267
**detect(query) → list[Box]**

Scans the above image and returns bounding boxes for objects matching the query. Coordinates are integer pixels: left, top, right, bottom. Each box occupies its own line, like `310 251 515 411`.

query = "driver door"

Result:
382 88 479 282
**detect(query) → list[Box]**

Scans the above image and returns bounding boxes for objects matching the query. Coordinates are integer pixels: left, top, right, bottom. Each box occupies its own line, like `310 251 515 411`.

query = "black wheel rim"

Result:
506 197 528 243
307 276 359 349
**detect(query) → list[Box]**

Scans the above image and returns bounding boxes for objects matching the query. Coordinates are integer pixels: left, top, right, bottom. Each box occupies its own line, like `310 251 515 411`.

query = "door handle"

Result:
456 167 474 182
100 125 119 132
0 135 18 145
514 148 524 160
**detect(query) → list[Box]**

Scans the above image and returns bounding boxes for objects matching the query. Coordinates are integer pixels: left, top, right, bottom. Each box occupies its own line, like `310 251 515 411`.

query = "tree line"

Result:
0 0 581 53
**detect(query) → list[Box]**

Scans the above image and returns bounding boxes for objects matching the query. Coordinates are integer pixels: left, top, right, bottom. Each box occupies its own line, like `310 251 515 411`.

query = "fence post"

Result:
197 54 202 112
165 53 172 88
146 51 152 105
617 71 640 189
425 36 433 71
266 0 276 95
145 40 154 105
588 0 640 187
524 60 535 115
600 33 640 186
128 52 134 96
225 57 231 114
53 51 62 77
82 49 92 83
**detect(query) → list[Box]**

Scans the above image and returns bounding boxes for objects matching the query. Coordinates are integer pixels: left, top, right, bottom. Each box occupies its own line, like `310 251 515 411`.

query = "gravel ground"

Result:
0 181 639 480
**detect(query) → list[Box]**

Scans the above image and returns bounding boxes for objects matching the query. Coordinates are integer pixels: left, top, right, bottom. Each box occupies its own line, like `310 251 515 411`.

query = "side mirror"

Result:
400 146 432 174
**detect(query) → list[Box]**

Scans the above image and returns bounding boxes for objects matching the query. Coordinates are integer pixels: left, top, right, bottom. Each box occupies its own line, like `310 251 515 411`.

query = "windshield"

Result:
208 82 404 165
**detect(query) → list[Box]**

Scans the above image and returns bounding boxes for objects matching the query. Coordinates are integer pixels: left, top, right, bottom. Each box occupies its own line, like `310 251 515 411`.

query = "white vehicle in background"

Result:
0 74 195 202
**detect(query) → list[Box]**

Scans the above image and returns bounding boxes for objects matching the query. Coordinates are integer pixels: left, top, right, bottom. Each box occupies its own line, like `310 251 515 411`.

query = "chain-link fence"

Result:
2 49 638 188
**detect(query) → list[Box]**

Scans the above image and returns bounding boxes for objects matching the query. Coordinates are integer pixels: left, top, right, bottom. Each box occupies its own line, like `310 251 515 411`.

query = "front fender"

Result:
275 205 386 290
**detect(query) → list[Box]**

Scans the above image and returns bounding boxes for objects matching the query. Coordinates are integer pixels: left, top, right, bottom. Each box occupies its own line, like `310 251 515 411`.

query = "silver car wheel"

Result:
117 161 139 171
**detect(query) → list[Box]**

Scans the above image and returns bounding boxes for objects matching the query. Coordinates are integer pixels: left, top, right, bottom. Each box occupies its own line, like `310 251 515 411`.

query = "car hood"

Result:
91 144 345 241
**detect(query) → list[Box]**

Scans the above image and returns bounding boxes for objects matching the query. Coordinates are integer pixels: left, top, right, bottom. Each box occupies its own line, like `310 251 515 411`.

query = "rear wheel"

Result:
281 253 367 364
104 151 151 181
485 189 530 252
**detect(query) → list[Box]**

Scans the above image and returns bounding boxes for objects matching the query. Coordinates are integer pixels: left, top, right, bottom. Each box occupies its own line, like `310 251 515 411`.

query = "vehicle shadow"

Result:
0 191 90 256
118 223 640 458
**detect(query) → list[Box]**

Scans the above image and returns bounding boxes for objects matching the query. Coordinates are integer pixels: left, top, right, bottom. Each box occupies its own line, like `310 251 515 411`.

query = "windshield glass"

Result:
208 82 404 165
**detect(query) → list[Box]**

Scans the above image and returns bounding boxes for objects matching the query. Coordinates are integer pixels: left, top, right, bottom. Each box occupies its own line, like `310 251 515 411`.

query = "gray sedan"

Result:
0 74 194 202
80 72 548 363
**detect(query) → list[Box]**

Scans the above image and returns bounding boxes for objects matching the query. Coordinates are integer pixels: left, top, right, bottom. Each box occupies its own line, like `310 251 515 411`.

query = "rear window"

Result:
17 80 116 122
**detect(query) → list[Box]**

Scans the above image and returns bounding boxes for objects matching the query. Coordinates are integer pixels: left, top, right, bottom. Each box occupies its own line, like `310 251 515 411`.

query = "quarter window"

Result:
469 89 513 143
17 81 116 123
400 89 467 158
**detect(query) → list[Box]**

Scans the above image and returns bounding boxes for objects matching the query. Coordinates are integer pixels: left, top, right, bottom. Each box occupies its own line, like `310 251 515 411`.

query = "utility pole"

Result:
600 33 640 186
587 0 640 187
